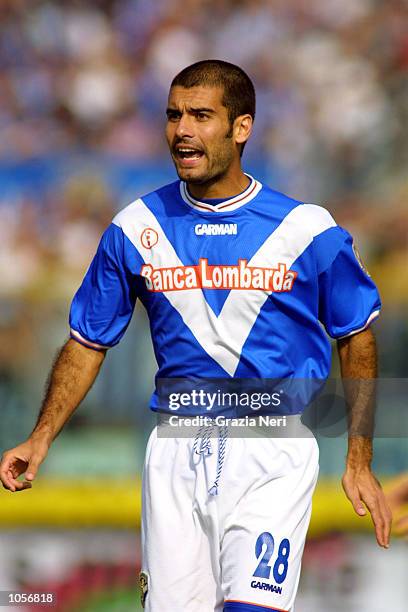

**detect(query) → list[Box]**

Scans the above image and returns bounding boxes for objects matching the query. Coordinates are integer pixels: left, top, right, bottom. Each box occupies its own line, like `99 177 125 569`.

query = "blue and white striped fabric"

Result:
69 175 381 414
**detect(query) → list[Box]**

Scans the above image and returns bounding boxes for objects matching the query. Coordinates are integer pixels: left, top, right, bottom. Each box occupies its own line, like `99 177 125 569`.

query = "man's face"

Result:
165 85 238 184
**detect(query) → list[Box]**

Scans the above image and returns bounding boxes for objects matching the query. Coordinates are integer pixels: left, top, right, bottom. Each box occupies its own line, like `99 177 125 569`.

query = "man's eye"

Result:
196 113 209 120
167 112 180 121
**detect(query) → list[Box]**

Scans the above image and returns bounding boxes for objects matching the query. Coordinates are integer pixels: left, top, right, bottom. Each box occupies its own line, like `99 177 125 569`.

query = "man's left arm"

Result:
337 327 392 548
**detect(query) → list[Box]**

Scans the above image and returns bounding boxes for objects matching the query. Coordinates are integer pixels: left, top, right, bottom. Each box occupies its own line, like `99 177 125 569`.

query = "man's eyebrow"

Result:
189 107 215 114
166 106 215 114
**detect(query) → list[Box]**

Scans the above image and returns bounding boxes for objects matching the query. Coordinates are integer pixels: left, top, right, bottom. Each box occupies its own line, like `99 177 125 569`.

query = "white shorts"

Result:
141 423 319 612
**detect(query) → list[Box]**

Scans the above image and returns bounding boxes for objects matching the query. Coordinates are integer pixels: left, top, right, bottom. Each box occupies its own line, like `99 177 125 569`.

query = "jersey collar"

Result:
179 174 262 213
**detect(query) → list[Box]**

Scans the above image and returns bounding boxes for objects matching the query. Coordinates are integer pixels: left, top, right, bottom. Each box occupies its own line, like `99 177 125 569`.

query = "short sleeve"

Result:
317 228 381 339
69 223 138 350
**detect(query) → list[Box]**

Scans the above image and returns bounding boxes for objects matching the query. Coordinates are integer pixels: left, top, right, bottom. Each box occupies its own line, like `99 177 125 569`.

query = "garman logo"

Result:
250 580 282 594
195 223 237 236
141 228 159 249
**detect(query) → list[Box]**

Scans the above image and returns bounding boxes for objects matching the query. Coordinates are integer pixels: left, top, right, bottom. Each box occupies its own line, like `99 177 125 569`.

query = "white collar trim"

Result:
180 174 262 213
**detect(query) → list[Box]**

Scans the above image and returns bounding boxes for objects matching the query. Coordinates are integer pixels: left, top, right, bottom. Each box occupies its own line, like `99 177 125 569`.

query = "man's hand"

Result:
0 434 50 492
1 339 106 493
337 328 392 549
342 461 392 548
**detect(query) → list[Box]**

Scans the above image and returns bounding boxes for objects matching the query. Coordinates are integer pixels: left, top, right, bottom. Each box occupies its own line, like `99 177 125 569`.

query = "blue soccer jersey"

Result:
69 175 381 414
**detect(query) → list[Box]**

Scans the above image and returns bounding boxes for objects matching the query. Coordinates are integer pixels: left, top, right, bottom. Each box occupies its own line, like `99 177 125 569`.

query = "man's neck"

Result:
187 171 250 200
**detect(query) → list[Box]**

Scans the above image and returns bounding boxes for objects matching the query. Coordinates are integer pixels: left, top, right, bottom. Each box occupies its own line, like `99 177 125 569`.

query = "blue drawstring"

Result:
192 423 213 455
193 423 228 496
207 425 228 496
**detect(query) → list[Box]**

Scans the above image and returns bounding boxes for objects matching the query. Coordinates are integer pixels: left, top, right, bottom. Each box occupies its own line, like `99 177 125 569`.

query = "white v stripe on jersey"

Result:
114 201 336 376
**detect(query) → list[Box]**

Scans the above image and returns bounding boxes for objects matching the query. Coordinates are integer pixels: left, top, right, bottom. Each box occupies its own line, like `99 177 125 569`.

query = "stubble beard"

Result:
174 132 235 186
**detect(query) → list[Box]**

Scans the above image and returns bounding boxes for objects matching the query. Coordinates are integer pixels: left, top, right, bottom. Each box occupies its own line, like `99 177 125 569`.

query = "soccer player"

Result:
0 60 392 612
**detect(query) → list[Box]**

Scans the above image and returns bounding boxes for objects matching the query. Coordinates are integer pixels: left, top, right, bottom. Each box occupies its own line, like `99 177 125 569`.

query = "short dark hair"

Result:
171 59 256 126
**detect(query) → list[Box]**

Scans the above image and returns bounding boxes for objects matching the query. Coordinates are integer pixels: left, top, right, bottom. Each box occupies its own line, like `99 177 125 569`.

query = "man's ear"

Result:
234 114 253 146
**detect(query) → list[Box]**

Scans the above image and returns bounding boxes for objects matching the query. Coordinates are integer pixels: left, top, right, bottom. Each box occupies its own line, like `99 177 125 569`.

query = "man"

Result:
0 60 391 612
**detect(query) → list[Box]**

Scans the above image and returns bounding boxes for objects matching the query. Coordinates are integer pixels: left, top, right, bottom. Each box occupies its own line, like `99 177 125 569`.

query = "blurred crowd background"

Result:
0 0 407 610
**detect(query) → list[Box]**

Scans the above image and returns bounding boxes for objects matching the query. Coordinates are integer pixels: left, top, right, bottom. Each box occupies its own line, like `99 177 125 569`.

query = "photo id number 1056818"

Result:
3 592 56 606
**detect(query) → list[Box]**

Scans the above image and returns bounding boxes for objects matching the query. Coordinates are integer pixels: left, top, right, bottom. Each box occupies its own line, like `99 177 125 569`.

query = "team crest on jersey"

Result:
139 571 149 608
352 241 370 276
141 228 159 249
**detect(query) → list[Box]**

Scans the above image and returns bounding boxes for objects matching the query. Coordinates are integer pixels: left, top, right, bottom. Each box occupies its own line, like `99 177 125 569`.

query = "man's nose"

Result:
175 113 194 139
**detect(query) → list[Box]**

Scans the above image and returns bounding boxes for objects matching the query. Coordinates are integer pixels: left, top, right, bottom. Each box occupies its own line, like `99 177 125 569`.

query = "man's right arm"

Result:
0 339 106 492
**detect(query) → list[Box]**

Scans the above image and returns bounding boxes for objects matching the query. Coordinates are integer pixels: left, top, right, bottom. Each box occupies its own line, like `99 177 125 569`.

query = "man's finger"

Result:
343 483 367 516
0 453 11 475
26 454 44 481
368 486 392 547
370 477 392 547
361 494 388 547
2 474 22 492
379 497 392 547
14 480 32 492
0 456 16 492
2 475 32 493
3 466 25 492
363 497 383 544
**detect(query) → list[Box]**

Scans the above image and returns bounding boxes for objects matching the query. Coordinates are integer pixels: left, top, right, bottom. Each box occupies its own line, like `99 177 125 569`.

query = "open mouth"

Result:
175 147 204 162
